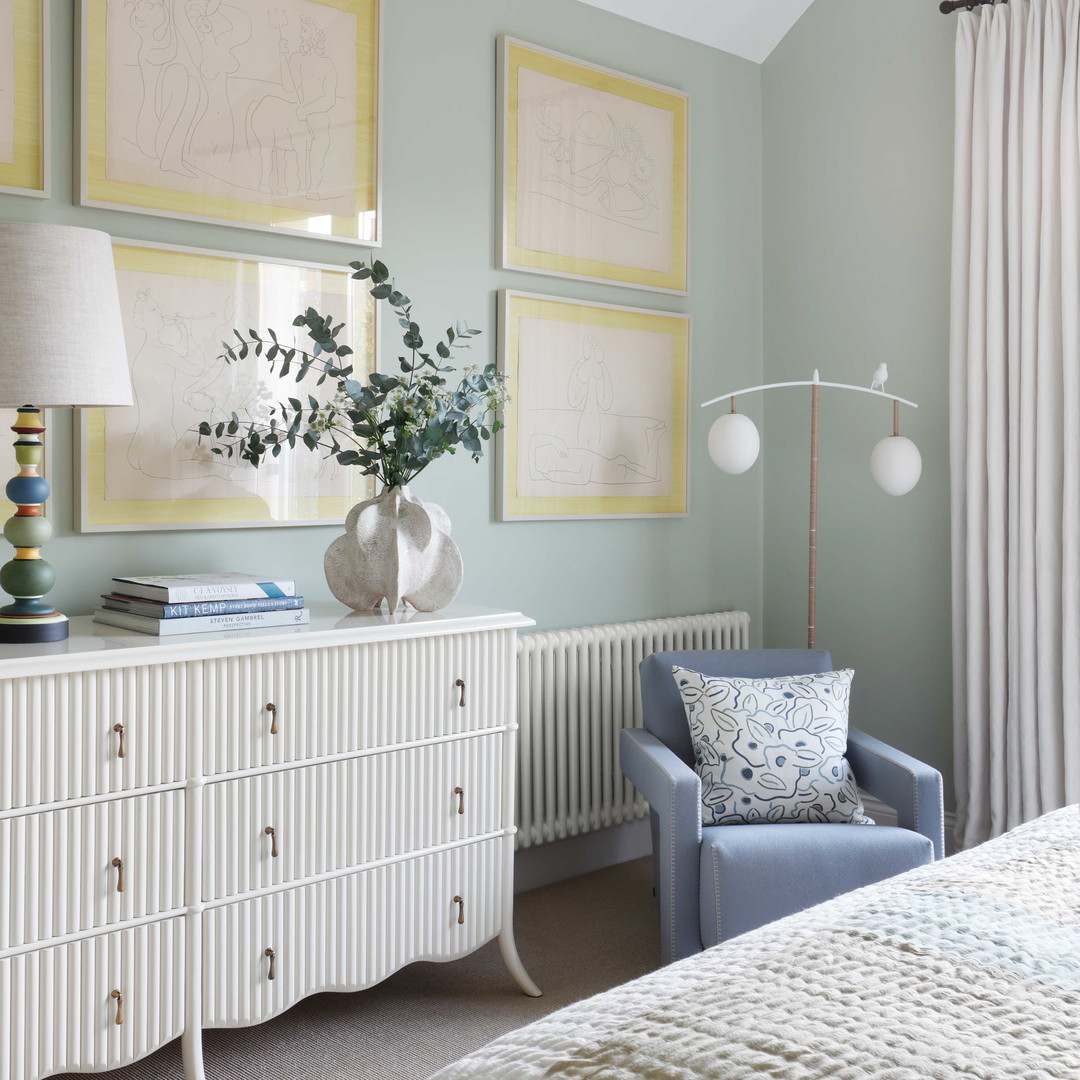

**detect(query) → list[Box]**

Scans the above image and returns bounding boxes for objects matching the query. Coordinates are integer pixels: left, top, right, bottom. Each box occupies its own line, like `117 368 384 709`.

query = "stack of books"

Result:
93 573 309 636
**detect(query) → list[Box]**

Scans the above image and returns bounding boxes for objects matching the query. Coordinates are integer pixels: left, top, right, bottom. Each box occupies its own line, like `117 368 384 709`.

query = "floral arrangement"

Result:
197 260 508 490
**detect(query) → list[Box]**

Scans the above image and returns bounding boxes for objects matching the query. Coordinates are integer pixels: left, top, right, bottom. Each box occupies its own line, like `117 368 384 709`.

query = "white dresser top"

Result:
0 602 534 677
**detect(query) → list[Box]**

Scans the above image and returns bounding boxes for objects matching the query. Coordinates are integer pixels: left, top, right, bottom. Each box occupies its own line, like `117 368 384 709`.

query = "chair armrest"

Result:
620 727 702 963
847 727 945 859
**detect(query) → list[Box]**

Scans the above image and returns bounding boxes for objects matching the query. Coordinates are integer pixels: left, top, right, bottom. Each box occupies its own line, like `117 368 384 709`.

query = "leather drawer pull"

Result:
264 825 278 858
110 989 123 1026
455 679 466 707
453 895 465 925
111 857 125 893
264 947 277 981
454 786 465 815
265 702 279 735
113 723 126 759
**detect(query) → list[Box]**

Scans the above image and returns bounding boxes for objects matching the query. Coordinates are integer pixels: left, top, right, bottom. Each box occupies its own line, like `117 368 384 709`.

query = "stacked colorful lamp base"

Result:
0 406 66 643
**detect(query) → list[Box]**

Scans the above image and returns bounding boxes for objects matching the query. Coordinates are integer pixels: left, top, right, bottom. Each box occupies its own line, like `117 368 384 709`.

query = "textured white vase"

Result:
324 486 463 612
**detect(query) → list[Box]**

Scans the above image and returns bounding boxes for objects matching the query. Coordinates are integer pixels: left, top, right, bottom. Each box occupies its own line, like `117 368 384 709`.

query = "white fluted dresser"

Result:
0 603 539 1080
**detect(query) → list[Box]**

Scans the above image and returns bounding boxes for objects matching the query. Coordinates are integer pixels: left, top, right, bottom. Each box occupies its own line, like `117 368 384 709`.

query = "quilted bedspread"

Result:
434 807 1080 1080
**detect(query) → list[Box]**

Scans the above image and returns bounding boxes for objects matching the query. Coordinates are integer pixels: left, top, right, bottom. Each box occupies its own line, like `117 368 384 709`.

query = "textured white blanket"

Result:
434 807 1080 1079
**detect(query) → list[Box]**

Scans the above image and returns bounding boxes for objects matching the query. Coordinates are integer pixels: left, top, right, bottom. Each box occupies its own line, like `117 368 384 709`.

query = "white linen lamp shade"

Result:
0 223 133 642
870 435 922 496
708 412 760 474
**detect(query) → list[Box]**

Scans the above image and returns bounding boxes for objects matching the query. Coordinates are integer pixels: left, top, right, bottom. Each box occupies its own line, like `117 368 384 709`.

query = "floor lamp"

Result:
0 224 133 643
702 369 922 650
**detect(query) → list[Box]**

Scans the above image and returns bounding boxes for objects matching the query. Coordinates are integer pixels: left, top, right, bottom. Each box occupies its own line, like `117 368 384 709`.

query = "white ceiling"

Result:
577 0 817 64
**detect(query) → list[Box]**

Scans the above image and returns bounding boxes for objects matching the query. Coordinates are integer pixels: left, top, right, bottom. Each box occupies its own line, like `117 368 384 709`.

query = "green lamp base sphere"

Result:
3 514 53 549
0 557 56 601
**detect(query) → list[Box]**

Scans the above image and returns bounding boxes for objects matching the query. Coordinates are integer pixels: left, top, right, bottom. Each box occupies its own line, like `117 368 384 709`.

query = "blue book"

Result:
101 594 306 619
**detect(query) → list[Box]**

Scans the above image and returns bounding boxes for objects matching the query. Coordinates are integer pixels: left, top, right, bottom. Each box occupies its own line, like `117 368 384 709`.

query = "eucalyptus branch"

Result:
196 259 508 490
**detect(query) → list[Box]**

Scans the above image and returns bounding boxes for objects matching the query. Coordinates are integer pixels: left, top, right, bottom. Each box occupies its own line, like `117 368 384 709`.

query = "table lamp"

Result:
0 223 132 643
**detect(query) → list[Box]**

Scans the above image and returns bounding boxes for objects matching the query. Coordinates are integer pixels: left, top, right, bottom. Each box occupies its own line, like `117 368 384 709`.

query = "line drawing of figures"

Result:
185 0 253 171
247 12 338 197
525 333 668 489
199 294 260 411
126 289 223 480
568 334 612 449
126 0 202 177
528 424 666 487
533 101 660 233
107 0 356 210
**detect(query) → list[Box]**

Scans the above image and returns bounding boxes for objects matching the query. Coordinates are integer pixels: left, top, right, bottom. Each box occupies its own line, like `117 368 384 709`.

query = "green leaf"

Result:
371 260 389 283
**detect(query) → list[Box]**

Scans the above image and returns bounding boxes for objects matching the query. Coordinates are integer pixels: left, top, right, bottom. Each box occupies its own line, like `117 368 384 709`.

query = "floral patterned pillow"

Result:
672 666 872 827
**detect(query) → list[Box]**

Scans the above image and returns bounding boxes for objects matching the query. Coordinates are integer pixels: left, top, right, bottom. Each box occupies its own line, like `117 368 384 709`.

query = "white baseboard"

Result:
514 818 653 894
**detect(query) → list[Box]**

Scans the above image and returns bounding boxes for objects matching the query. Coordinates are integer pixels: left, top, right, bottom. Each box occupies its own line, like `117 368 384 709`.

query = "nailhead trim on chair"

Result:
712 844 722 945
851 740 944 856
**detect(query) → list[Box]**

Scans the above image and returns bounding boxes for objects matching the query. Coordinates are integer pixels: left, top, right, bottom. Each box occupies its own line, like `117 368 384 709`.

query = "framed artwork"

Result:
0 0 48 197
498 36 688 295
76 240 377 532
78 0 381 244
498 291 689 521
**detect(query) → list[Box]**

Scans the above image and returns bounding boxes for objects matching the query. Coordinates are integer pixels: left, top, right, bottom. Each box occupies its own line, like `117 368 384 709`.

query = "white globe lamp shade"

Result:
870 435 922 496
708 413 760 475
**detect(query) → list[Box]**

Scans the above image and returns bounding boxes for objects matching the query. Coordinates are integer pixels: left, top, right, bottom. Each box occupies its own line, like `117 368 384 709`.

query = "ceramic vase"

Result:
324 485 463 612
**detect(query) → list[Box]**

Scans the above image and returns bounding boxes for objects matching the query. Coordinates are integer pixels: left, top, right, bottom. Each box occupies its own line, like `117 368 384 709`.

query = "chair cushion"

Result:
672 666 870 826
699 823 934 947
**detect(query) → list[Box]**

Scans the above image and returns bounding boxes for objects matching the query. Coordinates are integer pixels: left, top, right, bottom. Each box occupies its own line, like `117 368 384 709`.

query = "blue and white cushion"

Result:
672 666 872 826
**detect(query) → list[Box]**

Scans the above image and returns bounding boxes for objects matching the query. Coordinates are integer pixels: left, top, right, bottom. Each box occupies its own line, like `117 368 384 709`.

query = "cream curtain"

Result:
951 0 1080 848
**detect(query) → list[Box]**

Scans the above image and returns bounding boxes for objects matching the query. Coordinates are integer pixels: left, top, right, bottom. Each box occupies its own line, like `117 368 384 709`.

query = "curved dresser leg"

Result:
182 1026 206 1080
499 926 542 997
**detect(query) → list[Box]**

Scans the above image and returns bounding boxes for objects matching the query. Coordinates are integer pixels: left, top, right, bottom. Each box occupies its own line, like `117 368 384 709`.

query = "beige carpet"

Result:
58 857 658 1080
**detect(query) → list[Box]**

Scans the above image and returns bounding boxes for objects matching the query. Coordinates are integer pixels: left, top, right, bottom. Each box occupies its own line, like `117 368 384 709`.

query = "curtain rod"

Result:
939 0 1003 13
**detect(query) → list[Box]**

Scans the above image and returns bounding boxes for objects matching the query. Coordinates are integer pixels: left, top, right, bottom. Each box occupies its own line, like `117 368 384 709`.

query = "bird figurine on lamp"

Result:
701 367 921 649
0 224 133 642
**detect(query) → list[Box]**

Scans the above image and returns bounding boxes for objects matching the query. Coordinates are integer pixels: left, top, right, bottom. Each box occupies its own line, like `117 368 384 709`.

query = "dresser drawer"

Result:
200 629 515 776
0 791 185 950
0 917 185 1080
0 664 188 812
202 836 506 1028
202 733 506 902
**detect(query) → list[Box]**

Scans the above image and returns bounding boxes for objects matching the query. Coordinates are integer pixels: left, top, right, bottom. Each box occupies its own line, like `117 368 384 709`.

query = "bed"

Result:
433 806 1080 1079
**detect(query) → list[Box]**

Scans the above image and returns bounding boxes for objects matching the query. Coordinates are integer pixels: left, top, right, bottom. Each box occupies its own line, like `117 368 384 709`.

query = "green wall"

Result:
0 0 764 636
762 0 955 801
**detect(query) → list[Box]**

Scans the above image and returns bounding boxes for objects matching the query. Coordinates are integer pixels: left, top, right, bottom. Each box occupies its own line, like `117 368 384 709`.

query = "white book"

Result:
93 606 310 637
111 573 296 603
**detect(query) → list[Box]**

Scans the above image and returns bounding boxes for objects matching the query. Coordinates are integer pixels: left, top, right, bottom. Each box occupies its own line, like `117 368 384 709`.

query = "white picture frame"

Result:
77 0 382 245
76 239 378 533
498 289 691 521
498 35 690 296
0 0 49 198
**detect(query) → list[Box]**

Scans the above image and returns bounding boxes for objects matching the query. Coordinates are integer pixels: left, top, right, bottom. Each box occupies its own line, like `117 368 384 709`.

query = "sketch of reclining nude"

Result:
111 0 355 209
527 335 668 488
534 101 661 232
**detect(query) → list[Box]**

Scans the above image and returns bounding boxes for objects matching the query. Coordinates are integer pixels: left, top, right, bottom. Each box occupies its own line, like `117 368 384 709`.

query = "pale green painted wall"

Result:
0 0 764 636
762 1 956 801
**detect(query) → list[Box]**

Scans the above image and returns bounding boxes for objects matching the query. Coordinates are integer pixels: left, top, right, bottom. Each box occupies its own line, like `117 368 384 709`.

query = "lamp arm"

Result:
700 380 919 410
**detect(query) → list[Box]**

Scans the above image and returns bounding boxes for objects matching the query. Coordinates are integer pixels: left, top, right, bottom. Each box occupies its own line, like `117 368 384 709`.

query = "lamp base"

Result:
0 613 68 643
0 406 65 647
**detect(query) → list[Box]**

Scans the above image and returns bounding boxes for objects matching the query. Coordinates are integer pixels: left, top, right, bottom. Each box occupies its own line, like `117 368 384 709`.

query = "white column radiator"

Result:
515 611 751 849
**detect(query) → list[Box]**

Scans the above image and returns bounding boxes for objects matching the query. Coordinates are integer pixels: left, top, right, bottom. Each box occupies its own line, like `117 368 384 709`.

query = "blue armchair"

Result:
621 649 945 963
